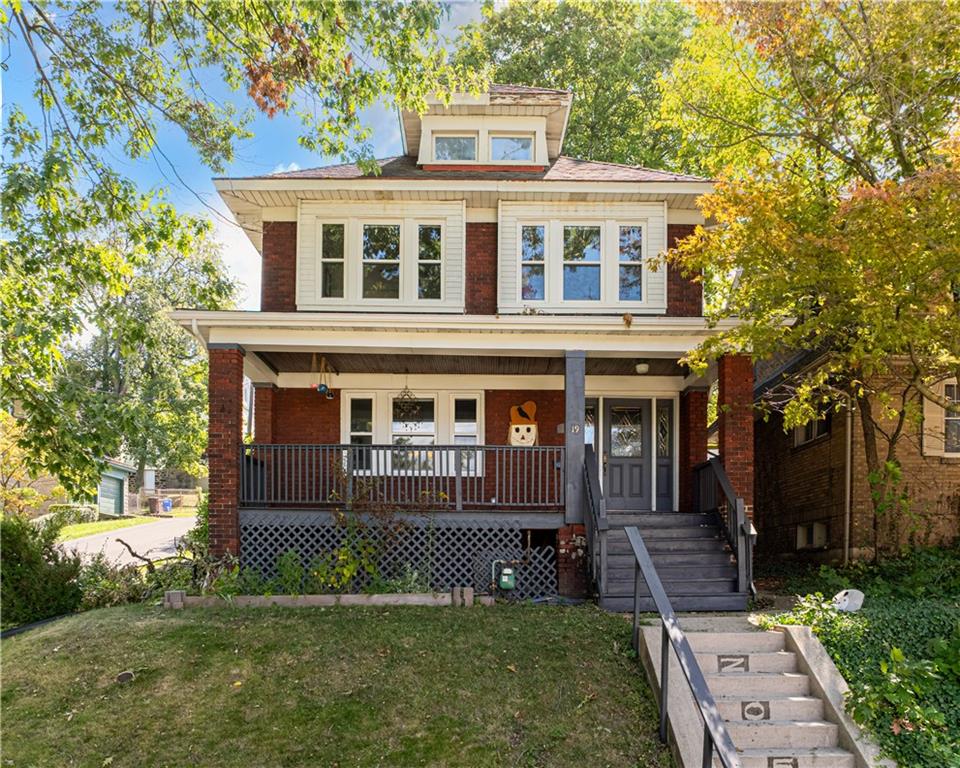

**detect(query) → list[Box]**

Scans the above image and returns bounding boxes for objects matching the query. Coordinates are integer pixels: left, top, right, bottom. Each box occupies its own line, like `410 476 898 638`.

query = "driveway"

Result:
68 516 196 564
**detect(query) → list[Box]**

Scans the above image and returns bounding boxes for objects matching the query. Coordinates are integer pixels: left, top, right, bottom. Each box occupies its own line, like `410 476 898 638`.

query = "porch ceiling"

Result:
255 351 685 377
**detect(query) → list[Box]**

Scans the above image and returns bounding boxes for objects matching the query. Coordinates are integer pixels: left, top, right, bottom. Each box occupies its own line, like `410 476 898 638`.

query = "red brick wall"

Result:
253 384 276 443
666 224 703 317
465 223 498 315
261 221 297 312
208 347 244 556
718 354 754 512
483 389 564 446
272 388 341 443
679 388 708 513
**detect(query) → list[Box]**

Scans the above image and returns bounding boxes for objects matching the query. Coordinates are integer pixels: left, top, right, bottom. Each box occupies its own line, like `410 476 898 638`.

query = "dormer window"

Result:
491 135 534 162
434 134 477 162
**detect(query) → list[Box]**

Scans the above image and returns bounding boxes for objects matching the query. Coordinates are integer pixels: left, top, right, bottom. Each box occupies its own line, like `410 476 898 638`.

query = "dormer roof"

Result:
399 84 573 160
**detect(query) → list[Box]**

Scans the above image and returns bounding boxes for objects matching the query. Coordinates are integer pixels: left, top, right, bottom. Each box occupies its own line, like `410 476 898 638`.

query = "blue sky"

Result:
3 2 483 309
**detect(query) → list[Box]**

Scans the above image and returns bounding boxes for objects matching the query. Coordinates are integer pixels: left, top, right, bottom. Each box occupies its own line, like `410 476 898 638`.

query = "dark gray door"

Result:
603 399 651 512
655 399 674 511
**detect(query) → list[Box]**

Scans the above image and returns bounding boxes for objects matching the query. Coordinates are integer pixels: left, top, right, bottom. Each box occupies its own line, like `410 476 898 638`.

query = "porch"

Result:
189 311 756 604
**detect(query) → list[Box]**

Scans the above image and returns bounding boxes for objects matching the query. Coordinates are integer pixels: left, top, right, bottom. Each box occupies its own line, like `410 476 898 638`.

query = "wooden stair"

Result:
598 512 749 612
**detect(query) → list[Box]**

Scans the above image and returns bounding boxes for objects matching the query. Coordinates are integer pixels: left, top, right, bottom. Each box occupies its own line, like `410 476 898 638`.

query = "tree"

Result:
0 411 66 517
2 1 476 495
61 221 237 485
663 1 960 553
456 0 692 168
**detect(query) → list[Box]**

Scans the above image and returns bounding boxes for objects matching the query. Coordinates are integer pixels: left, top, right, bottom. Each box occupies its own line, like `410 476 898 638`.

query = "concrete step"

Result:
695 651 797 674
706 672 810 696
686 632 786 653
600 593 749 612
726 720 839 749
733 747 854 768
604 577 739 597
715 695 825 722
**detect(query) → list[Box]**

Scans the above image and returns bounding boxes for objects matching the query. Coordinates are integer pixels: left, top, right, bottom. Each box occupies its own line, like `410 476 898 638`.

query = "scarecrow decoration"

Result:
508 400 539 446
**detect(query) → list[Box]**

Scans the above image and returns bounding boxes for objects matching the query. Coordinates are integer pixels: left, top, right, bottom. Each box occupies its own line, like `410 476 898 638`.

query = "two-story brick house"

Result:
174 85 756 610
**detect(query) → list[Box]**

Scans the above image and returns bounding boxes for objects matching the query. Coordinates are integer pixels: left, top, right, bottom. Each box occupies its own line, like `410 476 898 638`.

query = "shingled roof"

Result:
240 155 709 183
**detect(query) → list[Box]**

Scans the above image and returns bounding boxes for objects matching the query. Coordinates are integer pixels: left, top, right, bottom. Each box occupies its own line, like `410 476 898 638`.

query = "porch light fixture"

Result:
634 360 650 375
394 373 423 421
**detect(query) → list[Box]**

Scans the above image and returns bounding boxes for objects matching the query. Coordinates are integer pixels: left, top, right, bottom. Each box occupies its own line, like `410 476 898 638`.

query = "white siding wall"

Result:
297 200 466 312
499 201 668 314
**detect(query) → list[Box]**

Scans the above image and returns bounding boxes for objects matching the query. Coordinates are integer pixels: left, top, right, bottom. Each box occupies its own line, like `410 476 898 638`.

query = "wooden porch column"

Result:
718 353 754 515
253 383 276 443
678 387 708 513
207 343 245 557
564 350 586 523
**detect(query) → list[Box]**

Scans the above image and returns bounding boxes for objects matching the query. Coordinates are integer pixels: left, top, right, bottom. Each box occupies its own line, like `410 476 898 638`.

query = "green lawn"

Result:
57 515 157 541
1 604 672 768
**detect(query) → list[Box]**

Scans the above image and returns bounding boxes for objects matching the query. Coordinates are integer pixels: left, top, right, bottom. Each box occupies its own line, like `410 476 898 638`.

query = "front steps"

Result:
685 629 856 768
598 512 749 612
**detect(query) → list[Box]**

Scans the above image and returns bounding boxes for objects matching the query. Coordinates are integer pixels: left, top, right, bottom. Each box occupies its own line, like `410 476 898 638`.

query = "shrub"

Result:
77 554 149 609
0 514 82 627
47 504 98 525
181 494 208 557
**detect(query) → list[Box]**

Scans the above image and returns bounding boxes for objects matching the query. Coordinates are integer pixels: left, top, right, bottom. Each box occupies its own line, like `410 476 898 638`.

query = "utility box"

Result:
498 567 516 591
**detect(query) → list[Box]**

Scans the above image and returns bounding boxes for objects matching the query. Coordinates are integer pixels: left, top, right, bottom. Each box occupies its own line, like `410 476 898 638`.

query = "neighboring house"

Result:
94 459 136 518
754 356 960 563
175 85 756 609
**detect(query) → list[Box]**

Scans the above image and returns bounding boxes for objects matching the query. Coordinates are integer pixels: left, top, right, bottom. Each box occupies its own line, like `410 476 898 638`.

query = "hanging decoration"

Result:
393 371 422 422
312 354 335 399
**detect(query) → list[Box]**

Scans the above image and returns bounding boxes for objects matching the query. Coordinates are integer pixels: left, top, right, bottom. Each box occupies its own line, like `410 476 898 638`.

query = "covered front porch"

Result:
184 311 755 599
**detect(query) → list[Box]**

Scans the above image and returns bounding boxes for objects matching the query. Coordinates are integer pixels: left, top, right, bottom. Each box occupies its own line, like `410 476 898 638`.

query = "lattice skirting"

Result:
239 510 558 600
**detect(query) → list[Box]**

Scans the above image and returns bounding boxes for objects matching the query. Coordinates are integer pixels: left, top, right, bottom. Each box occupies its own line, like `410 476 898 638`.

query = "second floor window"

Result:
619 225 643 301
491 135 533 162
319 223 345 299
362 225 401 299
563 225 602 301
946 384 959 453
521 225 546 300
418 225 442 300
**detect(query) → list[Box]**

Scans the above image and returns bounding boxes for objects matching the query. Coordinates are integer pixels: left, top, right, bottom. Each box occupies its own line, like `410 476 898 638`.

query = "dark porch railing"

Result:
240 443 565 510
583 445 608 594
693 457 756 595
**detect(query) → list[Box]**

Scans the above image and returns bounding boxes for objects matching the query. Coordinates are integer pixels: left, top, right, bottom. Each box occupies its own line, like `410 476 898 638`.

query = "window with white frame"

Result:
391 397 436 471
319 223 345 298
349 397 374 470
454 397 480 472
491 135 533 162
418 225 442 300
618 225 644 301
946 383 960 453
563 225 602 301
794 416 830 447
434 134 476 162
521 225 546 301
361 224 401 299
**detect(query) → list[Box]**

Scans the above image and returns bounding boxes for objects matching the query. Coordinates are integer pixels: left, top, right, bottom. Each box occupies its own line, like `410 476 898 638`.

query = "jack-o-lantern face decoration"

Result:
508 401 539 446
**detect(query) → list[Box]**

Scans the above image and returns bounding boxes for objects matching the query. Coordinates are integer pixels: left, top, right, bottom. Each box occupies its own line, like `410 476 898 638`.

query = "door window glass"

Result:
611 407 643 457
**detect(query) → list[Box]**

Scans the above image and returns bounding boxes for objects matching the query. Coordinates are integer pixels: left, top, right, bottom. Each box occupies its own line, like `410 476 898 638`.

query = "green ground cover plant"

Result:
1 604 672 768
758 547 960 767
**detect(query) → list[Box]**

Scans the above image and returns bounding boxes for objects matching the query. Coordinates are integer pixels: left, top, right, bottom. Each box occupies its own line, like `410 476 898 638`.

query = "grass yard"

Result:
57 515 157 541
1 604 672 768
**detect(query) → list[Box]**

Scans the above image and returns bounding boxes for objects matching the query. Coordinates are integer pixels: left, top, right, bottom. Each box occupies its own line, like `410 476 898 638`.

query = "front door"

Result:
603 399 652 512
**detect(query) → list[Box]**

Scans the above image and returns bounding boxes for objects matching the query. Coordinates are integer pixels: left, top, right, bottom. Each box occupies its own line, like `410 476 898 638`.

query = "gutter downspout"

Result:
843 396 853 566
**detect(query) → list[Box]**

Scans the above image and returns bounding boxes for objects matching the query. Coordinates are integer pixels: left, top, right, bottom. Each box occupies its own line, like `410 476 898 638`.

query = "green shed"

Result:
97 459 135 518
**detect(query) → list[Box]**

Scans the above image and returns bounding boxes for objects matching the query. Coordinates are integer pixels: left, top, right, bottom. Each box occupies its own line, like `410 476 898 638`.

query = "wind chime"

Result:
311 353 335 399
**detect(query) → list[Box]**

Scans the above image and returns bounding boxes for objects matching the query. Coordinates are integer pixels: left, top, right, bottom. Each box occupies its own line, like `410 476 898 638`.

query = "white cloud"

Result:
271 161 301 174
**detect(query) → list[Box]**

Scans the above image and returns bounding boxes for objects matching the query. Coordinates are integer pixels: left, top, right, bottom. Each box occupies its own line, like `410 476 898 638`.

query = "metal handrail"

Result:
625 526 741 768
693 457 756 595
583 445 608 594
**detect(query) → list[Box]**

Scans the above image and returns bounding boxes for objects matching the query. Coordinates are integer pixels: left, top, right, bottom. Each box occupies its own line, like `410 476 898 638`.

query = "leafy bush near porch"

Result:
759 548 960 767
1 514 82 628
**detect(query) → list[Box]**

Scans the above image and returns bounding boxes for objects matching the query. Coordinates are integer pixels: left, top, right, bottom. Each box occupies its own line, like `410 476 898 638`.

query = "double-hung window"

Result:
946 384 960 453
319 223 345 298
434 135 476 162
521 225 546 301
794 416 830 447
563 225 602 301
349 397 374 470
418 225 442 300
391 397 436 471
362 224 401 299
618 225 644 301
